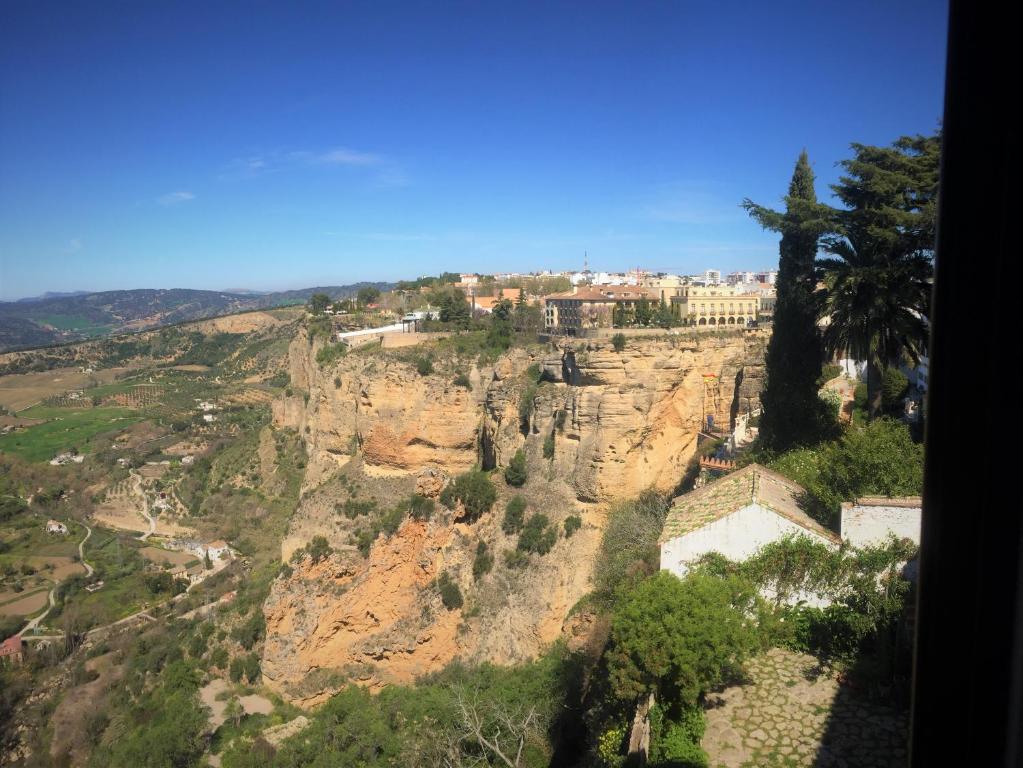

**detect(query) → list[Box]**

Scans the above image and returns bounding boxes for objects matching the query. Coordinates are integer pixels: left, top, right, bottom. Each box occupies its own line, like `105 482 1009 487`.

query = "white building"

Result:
659 465 923 607
49 452 84 466
727 271 757 286
46 520 68 535
840 497 922 549
659 465 840 582
205 540 232 561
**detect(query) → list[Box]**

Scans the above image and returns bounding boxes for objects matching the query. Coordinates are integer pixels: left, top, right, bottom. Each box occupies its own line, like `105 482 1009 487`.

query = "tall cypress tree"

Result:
743 151 830 451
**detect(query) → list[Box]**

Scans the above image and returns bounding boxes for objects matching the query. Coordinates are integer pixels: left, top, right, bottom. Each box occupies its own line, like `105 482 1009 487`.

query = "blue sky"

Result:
0 1 948 300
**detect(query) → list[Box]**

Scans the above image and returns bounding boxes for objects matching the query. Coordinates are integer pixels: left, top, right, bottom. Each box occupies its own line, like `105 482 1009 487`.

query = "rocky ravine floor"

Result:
703 649 908 768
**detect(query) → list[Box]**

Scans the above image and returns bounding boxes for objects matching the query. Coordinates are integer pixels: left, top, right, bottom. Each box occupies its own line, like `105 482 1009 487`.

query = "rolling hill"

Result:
0 284 392 352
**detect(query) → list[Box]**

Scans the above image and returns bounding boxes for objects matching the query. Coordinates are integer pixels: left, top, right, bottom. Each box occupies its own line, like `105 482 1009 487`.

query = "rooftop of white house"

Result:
659 463 840 544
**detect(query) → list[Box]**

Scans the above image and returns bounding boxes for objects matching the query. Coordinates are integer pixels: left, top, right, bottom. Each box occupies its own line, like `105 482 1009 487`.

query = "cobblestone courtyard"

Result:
702 648 908 768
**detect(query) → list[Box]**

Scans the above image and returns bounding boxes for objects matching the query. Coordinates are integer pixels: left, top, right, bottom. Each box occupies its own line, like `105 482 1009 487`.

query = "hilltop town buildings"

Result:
669 285 760 327
541 280 770 334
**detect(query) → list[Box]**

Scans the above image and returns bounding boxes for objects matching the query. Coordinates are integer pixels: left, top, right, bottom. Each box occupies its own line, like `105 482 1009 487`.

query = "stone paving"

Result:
702 648 908 768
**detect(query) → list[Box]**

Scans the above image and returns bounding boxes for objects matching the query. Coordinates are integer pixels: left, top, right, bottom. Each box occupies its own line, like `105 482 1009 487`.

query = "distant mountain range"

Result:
0 284 392 352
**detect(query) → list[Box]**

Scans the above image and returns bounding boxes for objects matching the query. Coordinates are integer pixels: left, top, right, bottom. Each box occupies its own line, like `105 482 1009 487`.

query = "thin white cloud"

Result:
63 237 83 253
221 146 406 185
643 181 745 225
158 191 195 206
312 147 381 166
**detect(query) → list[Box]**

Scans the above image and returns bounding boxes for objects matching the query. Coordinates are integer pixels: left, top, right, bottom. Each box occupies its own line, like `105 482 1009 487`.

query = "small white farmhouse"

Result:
205 540 231 561
46 520 68 535
658 463 840 579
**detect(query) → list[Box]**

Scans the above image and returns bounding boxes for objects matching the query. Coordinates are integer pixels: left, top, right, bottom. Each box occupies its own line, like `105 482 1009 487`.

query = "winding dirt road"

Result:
17 520 94 637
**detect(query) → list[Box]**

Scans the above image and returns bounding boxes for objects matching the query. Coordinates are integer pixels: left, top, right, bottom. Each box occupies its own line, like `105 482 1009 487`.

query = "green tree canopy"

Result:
816 133 939 418
607 571 756 706
439 469 497 522
504 449 528 487
357 286 381 306
309 293 331 314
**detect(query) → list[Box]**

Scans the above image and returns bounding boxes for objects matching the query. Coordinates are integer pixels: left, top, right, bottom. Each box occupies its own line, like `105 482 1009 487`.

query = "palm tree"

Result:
817 238 930 419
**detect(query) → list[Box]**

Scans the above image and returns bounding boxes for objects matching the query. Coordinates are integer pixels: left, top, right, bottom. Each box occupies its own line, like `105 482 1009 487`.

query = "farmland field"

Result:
0 366 134 411
0 589 49 617
37 314 112 336
0 405 140 461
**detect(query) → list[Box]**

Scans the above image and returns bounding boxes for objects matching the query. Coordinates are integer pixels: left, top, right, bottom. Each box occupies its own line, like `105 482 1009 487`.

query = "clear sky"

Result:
0 1 948 300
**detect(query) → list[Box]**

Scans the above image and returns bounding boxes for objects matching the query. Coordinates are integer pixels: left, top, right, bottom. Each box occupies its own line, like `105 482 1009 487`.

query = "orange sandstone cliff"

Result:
262 330 765 705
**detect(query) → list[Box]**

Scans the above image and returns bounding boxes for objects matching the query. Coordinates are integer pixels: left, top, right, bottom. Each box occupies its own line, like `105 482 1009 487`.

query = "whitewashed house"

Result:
46 520 68 535
658 464 841 581
659 465 924 607
205 540 232 562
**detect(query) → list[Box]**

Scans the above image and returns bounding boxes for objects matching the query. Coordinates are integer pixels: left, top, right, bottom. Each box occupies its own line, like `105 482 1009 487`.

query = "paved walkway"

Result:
702 648 908 768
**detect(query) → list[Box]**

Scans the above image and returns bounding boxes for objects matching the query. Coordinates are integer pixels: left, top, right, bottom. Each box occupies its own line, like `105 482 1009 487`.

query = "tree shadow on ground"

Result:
812 644 912 768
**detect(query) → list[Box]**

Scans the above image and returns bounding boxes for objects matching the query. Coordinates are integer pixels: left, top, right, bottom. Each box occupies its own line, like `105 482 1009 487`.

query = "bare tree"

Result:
449 684 547 768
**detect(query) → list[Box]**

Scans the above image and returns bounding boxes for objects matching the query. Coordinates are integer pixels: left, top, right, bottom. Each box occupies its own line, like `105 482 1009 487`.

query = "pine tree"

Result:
743 151 831 451
816 134 938 419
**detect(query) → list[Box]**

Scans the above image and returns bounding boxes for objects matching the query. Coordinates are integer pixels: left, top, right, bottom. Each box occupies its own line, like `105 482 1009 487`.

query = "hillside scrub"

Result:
436 571 464 610
517 363 543 432
472 541 494 580
439 469 497 522
504 449 528 487
768 418 923 525
415 356 434 376
219 648 585 768
592 489 670 607
408 493 435 521
315 342 347 368
517 514 557 555
502 495 527 534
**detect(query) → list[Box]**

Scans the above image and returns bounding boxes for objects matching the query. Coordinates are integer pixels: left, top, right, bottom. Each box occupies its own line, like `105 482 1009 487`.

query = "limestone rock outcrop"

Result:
264 329 766 703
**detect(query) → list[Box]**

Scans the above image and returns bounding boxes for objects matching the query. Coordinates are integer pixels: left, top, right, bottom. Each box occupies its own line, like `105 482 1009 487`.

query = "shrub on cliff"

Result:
409 494 435 521
291 535 333 565
543 431 555 459
564 515 582 537
453 373 472 390
504 449 528 487
612 333 626 352
472 541 494 580
416 356 434 376
593 490 670 606
502 495 527 534
437 571 463 610
315 343 347 368
439 469 497 521
518 514 557 555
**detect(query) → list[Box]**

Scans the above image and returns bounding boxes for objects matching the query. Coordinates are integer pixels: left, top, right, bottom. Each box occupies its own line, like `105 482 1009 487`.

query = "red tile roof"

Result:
0 636 23 657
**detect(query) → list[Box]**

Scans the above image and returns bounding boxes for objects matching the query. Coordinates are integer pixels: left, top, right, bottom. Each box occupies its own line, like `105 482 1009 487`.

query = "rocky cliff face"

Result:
264 330 766 705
